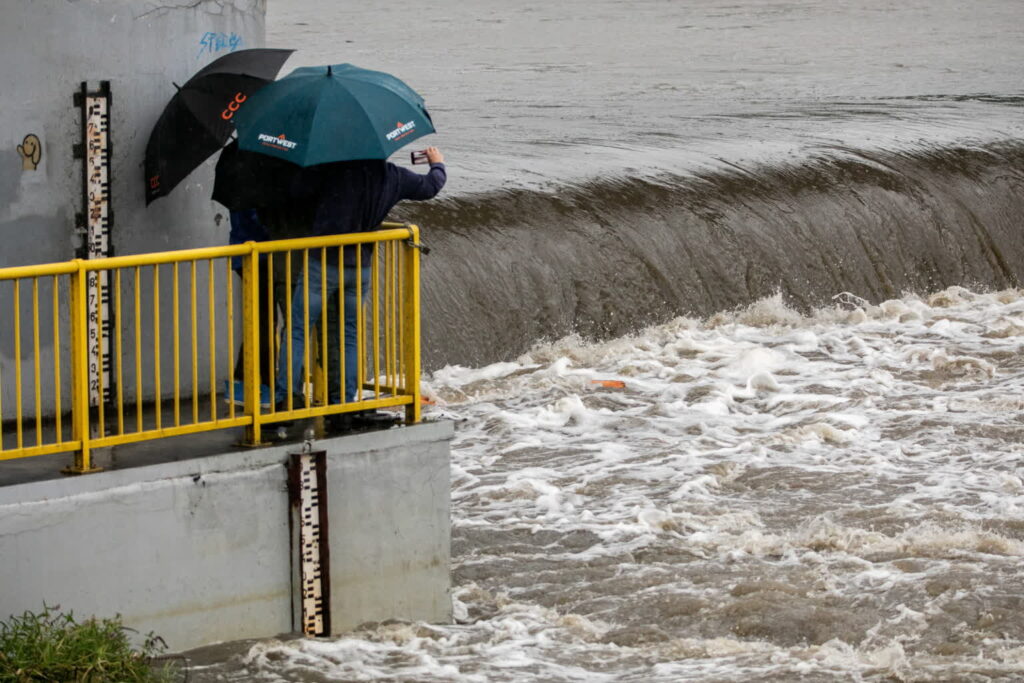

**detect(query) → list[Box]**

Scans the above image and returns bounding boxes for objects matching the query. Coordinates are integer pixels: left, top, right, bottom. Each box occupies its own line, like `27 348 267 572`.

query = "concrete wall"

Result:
0 421 453 652
0 0 266 413
327 437 452 631
0 0 266 266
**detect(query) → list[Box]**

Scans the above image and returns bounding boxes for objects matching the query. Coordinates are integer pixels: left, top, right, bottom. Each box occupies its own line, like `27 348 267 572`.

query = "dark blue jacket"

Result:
310 161 446 265
228 209 270 271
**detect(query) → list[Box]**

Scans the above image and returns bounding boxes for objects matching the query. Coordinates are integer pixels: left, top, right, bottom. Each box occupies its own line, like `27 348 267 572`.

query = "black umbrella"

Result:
144 48 294 205
212 139 310 211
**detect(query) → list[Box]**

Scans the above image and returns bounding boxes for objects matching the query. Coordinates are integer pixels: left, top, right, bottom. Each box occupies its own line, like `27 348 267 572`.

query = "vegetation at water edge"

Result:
0 605 177 682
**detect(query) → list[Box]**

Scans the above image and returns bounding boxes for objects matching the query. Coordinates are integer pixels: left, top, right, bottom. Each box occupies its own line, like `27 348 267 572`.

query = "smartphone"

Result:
410 150 429 165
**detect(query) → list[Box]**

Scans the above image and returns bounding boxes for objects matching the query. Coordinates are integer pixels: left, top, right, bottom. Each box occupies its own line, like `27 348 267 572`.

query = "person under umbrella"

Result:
213 140 319 408
231 63 445 431
284 149 446 431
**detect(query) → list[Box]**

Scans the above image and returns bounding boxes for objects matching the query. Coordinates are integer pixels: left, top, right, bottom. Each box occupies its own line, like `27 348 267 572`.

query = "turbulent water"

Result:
186 0 1023 680
192 288 1024 681
406 142 1024 368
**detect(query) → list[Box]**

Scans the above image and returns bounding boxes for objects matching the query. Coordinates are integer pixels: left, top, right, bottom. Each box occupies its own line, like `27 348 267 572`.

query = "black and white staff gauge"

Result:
289 447 332 636
74 81 113 409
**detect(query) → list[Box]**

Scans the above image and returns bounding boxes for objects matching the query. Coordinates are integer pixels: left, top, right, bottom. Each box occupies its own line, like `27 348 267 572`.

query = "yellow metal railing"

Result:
0 223 423 473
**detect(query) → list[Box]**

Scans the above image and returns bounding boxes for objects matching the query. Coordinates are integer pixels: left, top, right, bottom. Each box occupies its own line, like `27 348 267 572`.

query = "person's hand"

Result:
425 146 444 164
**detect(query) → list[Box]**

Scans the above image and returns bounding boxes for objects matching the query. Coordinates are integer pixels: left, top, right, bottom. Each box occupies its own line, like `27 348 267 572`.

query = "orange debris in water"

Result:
591 379 626 389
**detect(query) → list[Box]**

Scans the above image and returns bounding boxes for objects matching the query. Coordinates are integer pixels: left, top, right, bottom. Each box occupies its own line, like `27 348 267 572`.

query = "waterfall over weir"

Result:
400 140 1024 369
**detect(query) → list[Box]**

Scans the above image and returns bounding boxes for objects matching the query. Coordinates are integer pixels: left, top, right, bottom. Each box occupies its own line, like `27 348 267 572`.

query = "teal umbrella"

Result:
232 63 435 166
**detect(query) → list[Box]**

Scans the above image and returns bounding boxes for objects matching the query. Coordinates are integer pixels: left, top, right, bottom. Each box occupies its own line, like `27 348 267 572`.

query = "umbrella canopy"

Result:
232 63 435 167
144 48 294 205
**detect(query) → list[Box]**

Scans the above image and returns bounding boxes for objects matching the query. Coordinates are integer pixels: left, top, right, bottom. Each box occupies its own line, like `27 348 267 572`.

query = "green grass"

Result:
0 605 178 682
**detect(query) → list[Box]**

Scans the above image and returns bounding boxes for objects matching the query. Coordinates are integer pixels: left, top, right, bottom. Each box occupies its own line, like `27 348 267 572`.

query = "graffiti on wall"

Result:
197 31 243 58
16 134 41 171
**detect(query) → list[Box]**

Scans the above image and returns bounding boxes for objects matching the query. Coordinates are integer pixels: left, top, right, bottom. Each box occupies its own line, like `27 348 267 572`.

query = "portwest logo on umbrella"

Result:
257 133 299 151
385 120 416 142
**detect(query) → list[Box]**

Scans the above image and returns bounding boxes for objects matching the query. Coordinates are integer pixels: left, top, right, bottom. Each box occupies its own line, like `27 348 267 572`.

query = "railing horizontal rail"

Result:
251 227 417 254
77 245 253 271
89 416 252 450
0 262 79 281
0 441 84 462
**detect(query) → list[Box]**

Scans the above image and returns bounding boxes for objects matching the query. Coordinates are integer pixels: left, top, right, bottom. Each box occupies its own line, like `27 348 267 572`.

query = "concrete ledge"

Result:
0 421 453 651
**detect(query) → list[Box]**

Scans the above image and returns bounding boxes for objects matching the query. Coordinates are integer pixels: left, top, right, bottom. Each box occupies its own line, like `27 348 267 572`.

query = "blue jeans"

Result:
275 256 371 405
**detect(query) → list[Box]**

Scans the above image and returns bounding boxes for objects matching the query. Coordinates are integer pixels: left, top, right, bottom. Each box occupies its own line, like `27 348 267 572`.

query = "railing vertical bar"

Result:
208 259 216 422
115 269 124 436
320 247 328 406
134 266 143 433
14 280 23 449
356 247 363 403
393 241 399 393
381 245 387 395
386 242 395 396
0 286 3 450
153 265 162 431
285 253 293 411
371 243 380 399
172 262 180 427
242 246 261 446
71 262 92 470
227 258 235 420
96 270 106 439
393 240 400 394
191 260 198 424
266 252 274 414
383 243 391 395
404 227 422 424
397 244 404 395
52 276 62 443
302 249 310 410
32 278 42 446
338 247 345 405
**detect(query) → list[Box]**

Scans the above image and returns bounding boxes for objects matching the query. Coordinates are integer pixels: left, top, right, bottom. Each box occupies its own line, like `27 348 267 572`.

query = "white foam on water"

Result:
215 286 1024 681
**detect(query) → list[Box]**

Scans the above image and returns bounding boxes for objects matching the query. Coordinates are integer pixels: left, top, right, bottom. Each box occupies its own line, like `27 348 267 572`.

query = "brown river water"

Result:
182 1 1024 680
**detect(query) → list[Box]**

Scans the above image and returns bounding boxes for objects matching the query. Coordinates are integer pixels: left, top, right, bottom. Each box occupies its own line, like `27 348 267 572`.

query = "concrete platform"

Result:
0 420 453 651
0 419 246 488
0 396 298 488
